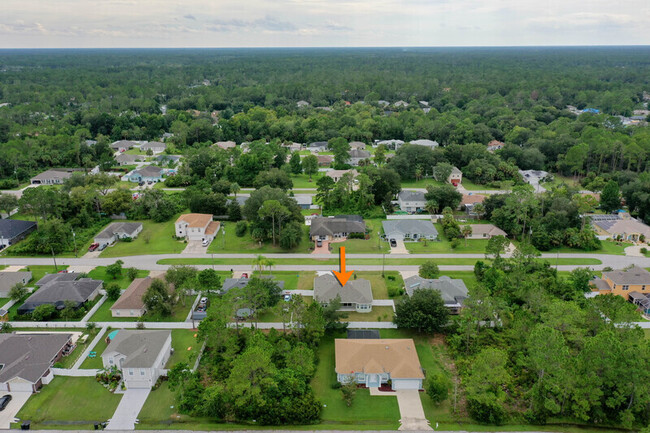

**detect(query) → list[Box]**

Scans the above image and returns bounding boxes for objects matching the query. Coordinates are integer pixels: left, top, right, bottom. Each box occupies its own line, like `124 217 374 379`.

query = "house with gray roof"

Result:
30 168 81 185
0 333 73 392
0 271 32 298
35 272 79 287
403 275 468 314
590 214 650 242
18 274 102 315
114 153 140 166
140 141 166 153
309 216 366 241
349 141 366 150
101 330 172 389
397 190 426 213
314 274 373 313
110 140 137 151
0 219 37 248
349 149 372 166
94 222 143 246
376 139 404 150
127 165 165 183
220 277 285 295
410 139 439 149
382 219 438 241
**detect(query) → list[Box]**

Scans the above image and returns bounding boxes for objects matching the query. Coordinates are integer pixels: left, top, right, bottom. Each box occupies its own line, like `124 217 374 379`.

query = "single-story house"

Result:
394 100 409 108
30 168 80 185
0 219 37 248
175 213 220 241
466 224 507 239
114 153 140 166
349 149 372 166
376 139 404 150
35 272 79 287
519 169 548 192
335 339 424 390
461 194 487 216
349 141 366 150
284 142 302 152
448 167 462 186
215 141 236 150
309 215 366 241
110 277 157 317
0 271 32 298
220 277 285 295
296 100 310 108
18 274 103 315
487 140 505 152
94 222 143 246
317 155 334 166
314 274 373 313
410 139 439 149
382 219 438 241
0 333 73 392
308 141 328 151
590 214 650 242
293 194 313 209
403 275 468 314
326 169 359 183
140 141 166 154
397 190 426 213
127 165 165 183
110 140 136 151
101 330 172 389
154 154 181 165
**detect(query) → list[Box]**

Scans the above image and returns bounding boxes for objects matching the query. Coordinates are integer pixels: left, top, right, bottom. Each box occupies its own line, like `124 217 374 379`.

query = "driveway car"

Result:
88 243 99 252
390 238 397 247
0 395 12 411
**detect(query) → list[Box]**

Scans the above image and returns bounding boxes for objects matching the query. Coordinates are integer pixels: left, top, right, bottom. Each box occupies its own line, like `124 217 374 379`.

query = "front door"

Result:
367 374 380 387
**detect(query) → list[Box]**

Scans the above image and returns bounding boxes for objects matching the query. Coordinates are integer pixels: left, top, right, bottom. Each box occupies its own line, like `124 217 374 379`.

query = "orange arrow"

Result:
333 246 354 286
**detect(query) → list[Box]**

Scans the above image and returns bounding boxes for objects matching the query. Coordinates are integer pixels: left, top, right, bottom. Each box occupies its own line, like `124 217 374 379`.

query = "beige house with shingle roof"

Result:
314 274 372 313
110 277 155 318
591 214 650 241
175 213 220 241
335 339 424 390
466 224 507 239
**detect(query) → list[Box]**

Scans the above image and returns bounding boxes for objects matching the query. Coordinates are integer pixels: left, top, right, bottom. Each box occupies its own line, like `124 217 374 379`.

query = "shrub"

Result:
450 238 461 249
388 286 404 297
641 247 648 254
136 322 145 329
467 394 506 425
105 283 121 301
126 267 139 280
347 232 365 239
426 372 451 404
32 304 57 321
235 220 248 237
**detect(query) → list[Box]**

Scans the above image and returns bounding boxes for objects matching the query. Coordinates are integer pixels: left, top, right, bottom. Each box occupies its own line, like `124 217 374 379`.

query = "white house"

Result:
101 330 172 389
175 213 220 241
94 222 143 246
382 219 438 241
397 190 426 213
139 141 166 154
448 167 462 186
410 139 439 149
314 274 373 313
335 339 424 390
465 224 507 239
326 169 359 183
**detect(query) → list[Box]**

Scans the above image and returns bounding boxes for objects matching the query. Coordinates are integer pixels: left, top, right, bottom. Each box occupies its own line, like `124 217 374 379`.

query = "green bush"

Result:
426 372 451 404
467 394 506 425
347 232 365 239
235 221 248 237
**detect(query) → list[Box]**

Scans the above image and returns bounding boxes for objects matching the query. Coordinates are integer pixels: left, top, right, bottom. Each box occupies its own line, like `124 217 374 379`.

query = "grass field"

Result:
99 218 186 257
335 219 390 253
207 221 312 254
544 240 628 255
89 295 195 322
166 329 202 368
14 377 122 429
290 172 324 188
20 265 68 283
87 266 150 290
251 270 316 291
406 237 490 254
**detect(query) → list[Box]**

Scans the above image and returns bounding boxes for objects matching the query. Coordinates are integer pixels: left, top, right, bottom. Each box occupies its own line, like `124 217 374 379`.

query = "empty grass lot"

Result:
251 270 315 291
13 377 122 429
334 219 390 253
87 266 150 290
89 295 195 323
207 221 312 254
99 218 186 257
406 237 490 254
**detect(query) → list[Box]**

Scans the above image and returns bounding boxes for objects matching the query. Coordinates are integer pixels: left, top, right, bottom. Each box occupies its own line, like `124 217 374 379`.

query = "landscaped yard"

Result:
166 329 202 368
20 265 68 284
88 266 150 290
290 172 324 188
80 329 110 369
55 328 101 369
207 221 312 254
335 218 390 253
13 377 122 429
343 305 394 322
99 218 186 257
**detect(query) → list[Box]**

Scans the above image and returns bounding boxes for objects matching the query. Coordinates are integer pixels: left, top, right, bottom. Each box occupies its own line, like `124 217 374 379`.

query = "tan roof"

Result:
468 224 506 237
175 213 213 228
111 277 154 311
594 218 650 238
335 339 424 379
326 169 359 179
461 194 486 206
205 221 220 235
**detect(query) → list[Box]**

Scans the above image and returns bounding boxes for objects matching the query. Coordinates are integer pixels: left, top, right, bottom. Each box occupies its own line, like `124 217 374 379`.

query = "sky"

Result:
1 0 649 48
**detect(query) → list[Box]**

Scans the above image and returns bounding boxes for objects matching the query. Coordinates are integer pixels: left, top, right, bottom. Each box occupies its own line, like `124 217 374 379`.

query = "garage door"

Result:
7 381 33 392
392 379 421 390
126 380 150 389
0 382 8 392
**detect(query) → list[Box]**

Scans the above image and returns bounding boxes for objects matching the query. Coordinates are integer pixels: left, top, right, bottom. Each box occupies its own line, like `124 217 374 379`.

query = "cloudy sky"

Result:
1 0 649 48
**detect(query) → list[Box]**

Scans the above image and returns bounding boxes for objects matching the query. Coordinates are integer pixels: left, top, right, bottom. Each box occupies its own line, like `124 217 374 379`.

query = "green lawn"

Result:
87 266 150 290
399 178 445 189
544 240 628 256
166 329 202 368
207 221 312 254
252 270 315 291
99 218 186 257
80 329 110 369
89 295 195 323
344 305 394 322
406 237 490 254
55 328 101 369
290 172 324 188
14 377 122 429
20 265 68 283
335 219 390 253
0 297 9 308
437 271 479 289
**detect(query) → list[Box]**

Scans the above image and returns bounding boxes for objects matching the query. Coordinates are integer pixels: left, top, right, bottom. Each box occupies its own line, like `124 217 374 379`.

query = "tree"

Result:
330 137 351 167
198 269 222 294
258 200 290 246
126 267 139 280
60 300 79 321
600 180 621 213
32 304 57 321
230 182 241 198
426 372 451 404
8 282 28 301
302 154 319 180
485 235 509 261
433 162 454 183
425 184 462 212
419 261 440 279
374 143 386 166
0 193 18 217
393 289 449 333
462 225 473 246
289 152 302 174
105 260 124 279
165 265 198 306
253 168 293 191
279 221 303 250
341 381 357 407
100 188 132 216
142 278 173 316
464 348 511 424
105 283 121 301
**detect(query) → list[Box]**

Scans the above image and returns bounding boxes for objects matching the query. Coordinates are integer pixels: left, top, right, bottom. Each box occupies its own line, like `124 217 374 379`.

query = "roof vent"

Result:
385 346 389 350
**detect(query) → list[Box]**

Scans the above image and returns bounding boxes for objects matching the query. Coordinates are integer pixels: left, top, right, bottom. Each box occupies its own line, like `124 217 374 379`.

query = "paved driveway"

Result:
396 389 431 430
389 239 409 254
0 392 32 429
181 240 208 254
105 388 151 430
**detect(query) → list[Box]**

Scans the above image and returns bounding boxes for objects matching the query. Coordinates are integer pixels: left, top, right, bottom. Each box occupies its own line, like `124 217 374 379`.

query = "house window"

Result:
622 285 629 291
109 359 114 365
116 311 120 316
129 369 134 375
140 369 145 376
643 286 646 291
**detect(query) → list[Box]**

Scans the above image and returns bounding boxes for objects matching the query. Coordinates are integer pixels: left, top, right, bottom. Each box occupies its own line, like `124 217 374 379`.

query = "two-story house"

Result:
397 190 426 214
175 213 220 242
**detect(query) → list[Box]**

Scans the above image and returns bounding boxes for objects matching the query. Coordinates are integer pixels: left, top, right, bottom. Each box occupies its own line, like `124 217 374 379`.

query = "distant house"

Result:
376 139 404 150
394 100 409 108
335 339 424 390
17 274 103 315
309 215 366 241
154 154 181 165
397 190 426 214
590 266 650 313
94 222 143 246
308 141 328 151
519 169 548 192
317 155 334 166
30 168 80 185
0 271 32 298
326 169 358 183
293 194 313 209
349 141 366 150
0 333 73 392
410 139 439 149
140 141 166 154
101 330 172 389
382 219 438 241
349 149 371 166
220 277 285 295
175 213 220 242
487 140 505 152
419 101 429 107
377 100 390 107
461 194 486 216
314 274 372 313
110 140 137 151
404 275 468 314
466 224 506 239
127 165 164 183
448 167 462 186
111 277 158 318
296 100 310 108
214 141 236 150
284 142 302 152
590 214 650 242
0 219 37 248
114 153 140 166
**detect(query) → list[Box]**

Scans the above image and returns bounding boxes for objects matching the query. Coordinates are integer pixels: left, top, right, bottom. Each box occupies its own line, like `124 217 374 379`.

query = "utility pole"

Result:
72 230 77 258
50 246 58 272
222 226 226 249
381 253 385 278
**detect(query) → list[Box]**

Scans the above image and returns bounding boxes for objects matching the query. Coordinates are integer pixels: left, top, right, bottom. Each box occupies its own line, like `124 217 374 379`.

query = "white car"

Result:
202 239 210 247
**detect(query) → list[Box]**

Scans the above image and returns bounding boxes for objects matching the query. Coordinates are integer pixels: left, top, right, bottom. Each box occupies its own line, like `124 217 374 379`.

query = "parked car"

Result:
98 243 108 251
202 239 210 247
88 243 99 252
390 238 397 247
0 394 12 411
316 239 323 247
199 297 208 305
241 273 248 278
283 294 292 302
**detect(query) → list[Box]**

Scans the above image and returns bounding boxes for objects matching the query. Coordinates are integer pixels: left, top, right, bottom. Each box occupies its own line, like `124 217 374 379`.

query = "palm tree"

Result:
253 255 267 274
266 258 275 276
230 182 240 198
425 199 439 215
462 225 473 247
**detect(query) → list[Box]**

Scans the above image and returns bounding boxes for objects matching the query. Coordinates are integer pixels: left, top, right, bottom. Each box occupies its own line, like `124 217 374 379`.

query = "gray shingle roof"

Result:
95 222 142 241
104 330 171 368
602 266 650 285
36 272 79 287
314 274 373 304
140 141 166 150
403 275 468 305
133 165 163 178
349 149 371 158
30 169 76 182
0 271 32 294
310 216 366 238
19 276 102 313
0 333 72 383
0 219 36 240
111 140 136 149
382 220 438 238
220 277 285 294
398 190 426 202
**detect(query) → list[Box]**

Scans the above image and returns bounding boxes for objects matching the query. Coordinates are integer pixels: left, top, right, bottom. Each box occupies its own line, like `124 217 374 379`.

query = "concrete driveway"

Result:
389 239 409 254
105 388 151 430
396 389 432 430
181 240 208 254
0 392 32 429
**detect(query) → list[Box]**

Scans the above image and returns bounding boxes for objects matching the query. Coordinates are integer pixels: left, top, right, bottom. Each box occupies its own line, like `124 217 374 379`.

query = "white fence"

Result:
386 214 434 220
52 368 98 377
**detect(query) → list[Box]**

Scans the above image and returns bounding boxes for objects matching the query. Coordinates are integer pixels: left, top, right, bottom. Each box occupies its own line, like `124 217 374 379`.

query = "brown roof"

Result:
461 194 486 206
205 221 220 235
111 277 154 311
175 213 213 228
468 224 506 237
317 155 333 163
335 339 424 379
